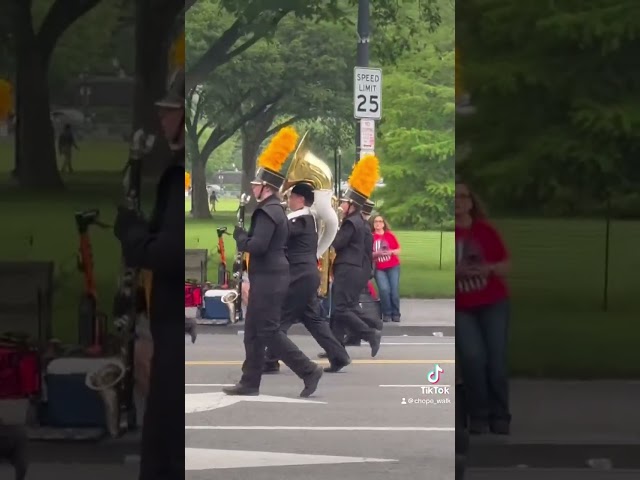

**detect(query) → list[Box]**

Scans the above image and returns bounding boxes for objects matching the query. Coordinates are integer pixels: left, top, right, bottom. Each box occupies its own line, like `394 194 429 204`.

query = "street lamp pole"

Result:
355 0 370 163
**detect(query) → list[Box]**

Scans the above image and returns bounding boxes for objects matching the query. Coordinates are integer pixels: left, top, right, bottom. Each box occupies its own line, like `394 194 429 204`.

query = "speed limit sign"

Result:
354 67 382 120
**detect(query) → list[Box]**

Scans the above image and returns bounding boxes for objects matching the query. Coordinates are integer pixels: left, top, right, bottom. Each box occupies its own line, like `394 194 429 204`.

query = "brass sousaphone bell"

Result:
283 132 339 297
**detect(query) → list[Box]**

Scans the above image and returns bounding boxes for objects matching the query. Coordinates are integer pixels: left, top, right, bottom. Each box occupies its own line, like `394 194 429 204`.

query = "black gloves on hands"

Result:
233 225 247 241
114 206 144 241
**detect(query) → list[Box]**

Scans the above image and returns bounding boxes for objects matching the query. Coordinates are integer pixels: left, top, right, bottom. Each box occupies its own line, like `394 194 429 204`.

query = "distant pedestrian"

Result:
371 214 402 322
454 179 511 435
58 123 78 173
209 189 218 212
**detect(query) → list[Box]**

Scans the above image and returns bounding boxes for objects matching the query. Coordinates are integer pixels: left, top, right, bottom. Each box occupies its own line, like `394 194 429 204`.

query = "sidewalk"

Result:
202 298 455 337
468 380 640 469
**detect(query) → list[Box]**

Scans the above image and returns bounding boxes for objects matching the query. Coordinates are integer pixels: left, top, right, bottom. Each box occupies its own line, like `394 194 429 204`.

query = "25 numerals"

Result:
356 94 379 113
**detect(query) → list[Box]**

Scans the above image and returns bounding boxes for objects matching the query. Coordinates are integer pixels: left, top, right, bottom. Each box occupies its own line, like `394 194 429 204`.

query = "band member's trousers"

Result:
139 321 184 480
0 424 27 480
330 264 377 343
266 267 349 364
241 271 317 389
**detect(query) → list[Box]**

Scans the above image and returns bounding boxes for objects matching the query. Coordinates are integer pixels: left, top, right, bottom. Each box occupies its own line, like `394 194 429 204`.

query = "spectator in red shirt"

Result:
371 215 402 322
455 180 511 435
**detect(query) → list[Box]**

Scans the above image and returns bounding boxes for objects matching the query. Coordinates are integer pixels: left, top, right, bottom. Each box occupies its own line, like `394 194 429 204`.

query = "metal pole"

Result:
355 0 370 162
333 147 339 197
603 198 611 312
439 226 443 270
337 147 342 195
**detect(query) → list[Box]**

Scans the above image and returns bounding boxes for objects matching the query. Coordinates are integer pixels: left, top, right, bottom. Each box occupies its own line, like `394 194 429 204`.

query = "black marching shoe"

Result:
391 315 401 323
317 351 328 359
324 357 351 373
369 330 382 357
222 384 259 396
300 365 323 397
263 362 280 374
490 418 511 435
344 336 361 346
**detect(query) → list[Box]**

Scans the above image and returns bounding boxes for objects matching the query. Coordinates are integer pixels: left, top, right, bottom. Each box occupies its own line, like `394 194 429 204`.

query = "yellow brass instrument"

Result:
85 359 126 437
283 131 339 297
220 289 238 324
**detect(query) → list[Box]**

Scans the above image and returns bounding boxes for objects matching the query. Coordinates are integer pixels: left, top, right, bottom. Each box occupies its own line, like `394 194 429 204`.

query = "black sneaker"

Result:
317 351 328 359
391 315 401 322
222 384 259 396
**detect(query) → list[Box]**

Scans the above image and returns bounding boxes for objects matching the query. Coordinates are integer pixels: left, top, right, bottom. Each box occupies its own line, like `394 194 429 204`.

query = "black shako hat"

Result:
291 182 314 205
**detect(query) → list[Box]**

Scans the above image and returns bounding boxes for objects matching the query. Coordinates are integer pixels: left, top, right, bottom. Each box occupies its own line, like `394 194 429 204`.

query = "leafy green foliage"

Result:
457 0 640 217
376 1 454 229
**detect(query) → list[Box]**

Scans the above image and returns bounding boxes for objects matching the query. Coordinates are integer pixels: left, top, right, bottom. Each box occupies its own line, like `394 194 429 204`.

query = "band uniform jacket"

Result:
332 211 366 268
119 163 184 328
363 223 375 280
234 194 290 323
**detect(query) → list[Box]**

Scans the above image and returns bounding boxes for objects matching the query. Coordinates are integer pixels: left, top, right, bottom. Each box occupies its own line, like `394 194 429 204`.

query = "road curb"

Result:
197 323 455 337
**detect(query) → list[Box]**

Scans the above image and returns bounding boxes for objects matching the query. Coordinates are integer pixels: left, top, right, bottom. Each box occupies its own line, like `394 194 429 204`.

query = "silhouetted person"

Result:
58 123 78 173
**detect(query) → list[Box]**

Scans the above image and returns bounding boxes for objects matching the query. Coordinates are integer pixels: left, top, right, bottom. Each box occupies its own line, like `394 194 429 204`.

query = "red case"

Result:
0 346 40 398
185 283 203 307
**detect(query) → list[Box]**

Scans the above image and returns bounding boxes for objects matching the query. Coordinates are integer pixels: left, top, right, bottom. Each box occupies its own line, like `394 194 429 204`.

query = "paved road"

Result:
466 468 640 479
201 298 455 337
185 334 455 479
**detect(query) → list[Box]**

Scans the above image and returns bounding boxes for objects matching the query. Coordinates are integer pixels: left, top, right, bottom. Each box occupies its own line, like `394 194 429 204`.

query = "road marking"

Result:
186 384 234 387
185 392 326 414
344 342 455 345
186 426 454 431
186 359 455 366
379 384 451 388
186 448 397 470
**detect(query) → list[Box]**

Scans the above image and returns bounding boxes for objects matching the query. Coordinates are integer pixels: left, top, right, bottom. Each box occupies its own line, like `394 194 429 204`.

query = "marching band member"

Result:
264 182 351 374
114 66 185 480
223 127 323 398
329 155 382 356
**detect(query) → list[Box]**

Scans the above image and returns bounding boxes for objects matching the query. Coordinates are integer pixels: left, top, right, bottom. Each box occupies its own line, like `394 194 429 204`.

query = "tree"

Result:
456 0 640 216
131 0 183 181
185 0 444 91
10 0 107 188
376 1 454 229
186 13 353 217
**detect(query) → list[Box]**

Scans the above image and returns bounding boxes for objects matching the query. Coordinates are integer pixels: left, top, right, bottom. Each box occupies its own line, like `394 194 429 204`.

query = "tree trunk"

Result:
191 152 211 219
133 0 181 182
14 8 62 189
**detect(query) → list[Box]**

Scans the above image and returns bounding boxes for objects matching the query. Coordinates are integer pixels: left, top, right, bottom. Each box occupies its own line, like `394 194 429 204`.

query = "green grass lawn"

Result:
185 199 455 299
1 139 144 342
495 218 640 378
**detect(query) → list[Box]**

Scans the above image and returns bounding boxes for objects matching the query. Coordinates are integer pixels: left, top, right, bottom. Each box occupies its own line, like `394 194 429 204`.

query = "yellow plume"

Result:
257 126 299 173
348 154 380 197
171 32 185 69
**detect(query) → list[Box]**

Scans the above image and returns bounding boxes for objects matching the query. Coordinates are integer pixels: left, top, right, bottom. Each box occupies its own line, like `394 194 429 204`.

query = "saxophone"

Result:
283 132 339 297
224 193 250 323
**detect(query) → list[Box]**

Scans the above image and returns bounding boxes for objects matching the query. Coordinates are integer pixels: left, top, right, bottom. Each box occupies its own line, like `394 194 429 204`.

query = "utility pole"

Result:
355 0 370 163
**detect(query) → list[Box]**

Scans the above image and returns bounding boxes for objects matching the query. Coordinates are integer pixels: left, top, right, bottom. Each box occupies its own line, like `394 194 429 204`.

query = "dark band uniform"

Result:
265 183 350 373
225 168 323 398
115 160 185 479
330 208 381 356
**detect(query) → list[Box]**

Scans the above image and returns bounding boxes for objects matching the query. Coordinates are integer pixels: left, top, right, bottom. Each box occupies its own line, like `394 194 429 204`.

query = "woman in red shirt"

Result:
371 215 402 322
455 180 511 435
